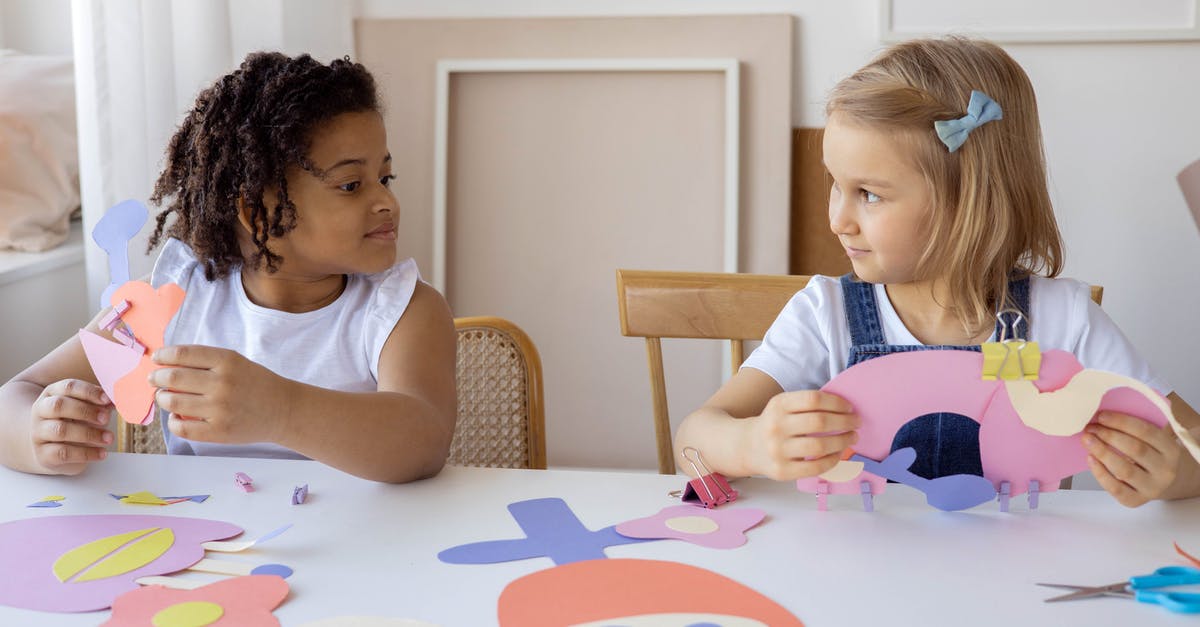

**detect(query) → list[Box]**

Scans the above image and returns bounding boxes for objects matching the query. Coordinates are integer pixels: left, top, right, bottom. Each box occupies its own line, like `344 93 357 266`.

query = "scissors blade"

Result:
1038 582 1127 602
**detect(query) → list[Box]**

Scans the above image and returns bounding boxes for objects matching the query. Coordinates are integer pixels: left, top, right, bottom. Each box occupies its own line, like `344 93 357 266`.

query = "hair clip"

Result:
934 90 1003 153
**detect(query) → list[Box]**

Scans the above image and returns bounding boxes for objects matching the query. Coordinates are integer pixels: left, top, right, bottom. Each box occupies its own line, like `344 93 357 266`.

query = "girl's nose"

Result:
828 192 858 236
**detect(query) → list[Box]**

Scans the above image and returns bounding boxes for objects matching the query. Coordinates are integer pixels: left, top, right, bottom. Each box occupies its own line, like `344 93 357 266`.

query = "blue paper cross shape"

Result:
438 497 655 566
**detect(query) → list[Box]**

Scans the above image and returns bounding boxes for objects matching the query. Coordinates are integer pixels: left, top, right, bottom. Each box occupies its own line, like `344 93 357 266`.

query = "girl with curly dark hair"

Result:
0 52 457 483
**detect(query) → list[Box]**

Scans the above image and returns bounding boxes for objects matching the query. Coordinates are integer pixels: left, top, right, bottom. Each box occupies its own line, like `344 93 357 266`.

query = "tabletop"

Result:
1 452 1198 626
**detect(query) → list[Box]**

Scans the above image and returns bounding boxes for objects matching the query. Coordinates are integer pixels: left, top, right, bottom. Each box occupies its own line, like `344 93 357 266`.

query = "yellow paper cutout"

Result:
152 600 224 627
120 491 174 506
1005 370 1172 437
41 495 66 502
53 527 158 582
76 528 175 582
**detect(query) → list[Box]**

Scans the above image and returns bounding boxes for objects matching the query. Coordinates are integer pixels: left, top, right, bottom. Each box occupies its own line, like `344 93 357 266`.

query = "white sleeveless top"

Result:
150 238 421 459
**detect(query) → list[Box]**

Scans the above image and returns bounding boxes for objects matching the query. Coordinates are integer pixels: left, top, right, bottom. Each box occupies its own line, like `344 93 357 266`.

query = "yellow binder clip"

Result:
981 308 1040 381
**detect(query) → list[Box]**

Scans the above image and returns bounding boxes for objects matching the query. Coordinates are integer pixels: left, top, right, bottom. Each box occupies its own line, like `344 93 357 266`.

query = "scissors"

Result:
1038 565 1200 614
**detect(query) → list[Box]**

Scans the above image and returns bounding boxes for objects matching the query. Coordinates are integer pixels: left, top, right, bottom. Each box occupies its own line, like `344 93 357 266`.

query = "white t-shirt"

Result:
150 238 421 459
741 275 1169 395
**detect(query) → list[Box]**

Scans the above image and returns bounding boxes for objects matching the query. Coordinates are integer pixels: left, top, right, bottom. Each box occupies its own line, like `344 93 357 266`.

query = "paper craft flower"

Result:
0 514 242 612
615 504 765 549
105 574 288 626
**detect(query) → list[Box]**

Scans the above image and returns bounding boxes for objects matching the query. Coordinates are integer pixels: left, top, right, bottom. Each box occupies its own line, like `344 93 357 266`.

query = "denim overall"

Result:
840 274 1030 479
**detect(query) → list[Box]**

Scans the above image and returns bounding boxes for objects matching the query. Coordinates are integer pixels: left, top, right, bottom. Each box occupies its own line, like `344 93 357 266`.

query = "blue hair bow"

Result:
934 90 1002 153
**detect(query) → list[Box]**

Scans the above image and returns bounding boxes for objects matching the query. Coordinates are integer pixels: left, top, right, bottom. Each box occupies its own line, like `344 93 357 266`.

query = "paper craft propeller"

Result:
796 349 1186 510
92 199 147 310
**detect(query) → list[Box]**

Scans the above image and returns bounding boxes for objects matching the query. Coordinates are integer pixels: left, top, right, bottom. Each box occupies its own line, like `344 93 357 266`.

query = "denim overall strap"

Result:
839 273 1032 480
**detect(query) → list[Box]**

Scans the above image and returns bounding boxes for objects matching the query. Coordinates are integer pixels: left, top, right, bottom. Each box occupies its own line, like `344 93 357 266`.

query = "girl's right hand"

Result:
30 379 112 474
742 390 859 481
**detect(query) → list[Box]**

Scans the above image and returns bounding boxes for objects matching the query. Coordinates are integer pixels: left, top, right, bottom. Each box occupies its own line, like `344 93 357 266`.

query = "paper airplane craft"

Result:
796 349 1192 511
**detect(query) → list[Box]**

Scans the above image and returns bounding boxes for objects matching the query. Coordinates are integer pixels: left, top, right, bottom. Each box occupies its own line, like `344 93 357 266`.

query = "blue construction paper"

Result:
109 493 209 504
438 497 656 566
26 501 63 508
851 448 996 511
92 199 147 310
250 563 293 578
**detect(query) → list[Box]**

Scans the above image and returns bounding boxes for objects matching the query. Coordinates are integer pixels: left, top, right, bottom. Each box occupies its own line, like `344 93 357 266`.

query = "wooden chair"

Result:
616 269 812 474
449 316 546 469
616 269 1104 475
119 315 547 470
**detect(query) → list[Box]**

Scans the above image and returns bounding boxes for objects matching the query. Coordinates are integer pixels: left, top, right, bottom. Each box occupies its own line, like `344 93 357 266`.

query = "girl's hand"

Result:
742 390 859 481
1084 411 1182 507
150 346 292 445
30 379 112 474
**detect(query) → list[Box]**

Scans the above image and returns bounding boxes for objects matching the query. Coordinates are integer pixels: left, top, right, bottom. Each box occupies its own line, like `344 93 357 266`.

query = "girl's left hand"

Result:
149 345 291 444
1084 411 1181 507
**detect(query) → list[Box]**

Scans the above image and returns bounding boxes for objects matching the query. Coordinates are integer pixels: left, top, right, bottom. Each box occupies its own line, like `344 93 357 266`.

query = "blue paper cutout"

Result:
250 563 293 578
109 493 210 503
92 199 148 310
438 497 656 566
27 501 63 508
851 448 997 511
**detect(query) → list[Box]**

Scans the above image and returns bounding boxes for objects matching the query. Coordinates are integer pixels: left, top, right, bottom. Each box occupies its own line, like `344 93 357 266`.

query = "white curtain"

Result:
70 0 353 306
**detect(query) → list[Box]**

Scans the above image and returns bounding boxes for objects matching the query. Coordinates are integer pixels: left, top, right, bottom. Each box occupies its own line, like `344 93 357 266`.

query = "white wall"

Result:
0 0 72 54
6 0 1198 468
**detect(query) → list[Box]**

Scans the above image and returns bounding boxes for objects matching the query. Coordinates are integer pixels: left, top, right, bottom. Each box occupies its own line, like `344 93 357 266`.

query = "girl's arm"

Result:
1085 392 1200 505
0 309 115 474
674 368 859 481
153 281 457 483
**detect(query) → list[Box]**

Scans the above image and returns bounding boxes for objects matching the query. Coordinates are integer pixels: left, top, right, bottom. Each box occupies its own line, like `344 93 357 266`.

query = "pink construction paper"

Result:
1178 158 1200 232
0 514 241 613
798 349 1172 501
78 330 142 408
109 281 185 425
104 574 288 626
615 505 765 549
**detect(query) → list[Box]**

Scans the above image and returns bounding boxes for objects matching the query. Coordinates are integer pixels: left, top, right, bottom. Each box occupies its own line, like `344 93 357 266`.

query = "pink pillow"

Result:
0 50 79 252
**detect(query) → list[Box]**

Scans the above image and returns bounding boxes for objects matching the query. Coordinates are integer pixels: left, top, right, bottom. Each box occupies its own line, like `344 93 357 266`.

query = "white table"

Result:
1 453 1197 626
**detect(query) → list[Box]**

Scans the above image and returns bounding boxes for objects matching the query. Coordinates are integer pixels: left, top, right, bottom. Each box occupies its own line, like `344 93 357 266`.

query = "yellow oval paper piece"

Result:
41 495 66 502
52 527 176 583
152 601 225 627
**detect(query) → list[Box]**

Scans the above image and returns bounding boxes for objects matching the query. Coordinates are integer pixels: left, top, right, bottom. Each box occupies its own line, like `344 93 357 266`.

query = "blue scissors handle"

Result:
1130 565 1200 589
1134 590 1200 614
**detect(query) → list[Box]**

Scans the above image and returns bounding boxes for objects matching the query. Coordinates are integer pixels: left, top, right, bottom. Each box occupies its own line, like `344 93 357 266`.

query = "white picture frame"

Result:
880 0 1200 43
432 57 740 293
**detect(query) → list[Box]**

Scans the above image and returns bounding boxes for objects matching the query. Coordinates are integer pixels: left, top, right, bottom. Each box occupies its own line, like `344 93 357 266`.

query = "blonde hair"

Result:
827 37 1063 336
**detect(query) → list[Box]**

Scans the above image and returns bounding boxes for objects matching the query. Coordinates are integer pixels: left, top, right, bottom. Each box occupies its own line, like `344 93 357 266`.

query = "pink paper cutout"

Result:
78 330 142 408
0 514 242 612
108 281 185 425
1178 157 1200 232
615 504 765 549
104 574 288 626
797 350 1171 502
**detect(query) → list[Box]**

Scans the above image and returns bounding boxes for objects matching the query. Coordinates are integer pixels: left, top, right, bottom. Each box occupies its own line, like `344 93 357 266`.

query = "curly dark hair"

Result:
148 52 380 280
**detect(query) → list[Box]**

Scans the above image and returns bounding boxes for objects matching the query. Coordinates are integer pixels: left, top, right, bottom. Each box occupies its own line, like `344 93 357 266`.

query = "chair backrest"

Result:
120 315 547 470
449 316 547 469
616 269 812 474
616 268 1104 475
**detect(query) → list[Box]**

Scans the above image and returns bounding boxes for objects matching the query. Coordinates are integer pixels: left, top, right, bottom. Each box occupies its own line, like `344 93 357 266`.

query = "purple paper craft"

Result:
92 199 148 310
850 448 996 512
250 563 293 578
615 505 766 549
0 514 241 612
27 501 64 508
1178 158 1200 233
437 497 657 566
109 494 210 504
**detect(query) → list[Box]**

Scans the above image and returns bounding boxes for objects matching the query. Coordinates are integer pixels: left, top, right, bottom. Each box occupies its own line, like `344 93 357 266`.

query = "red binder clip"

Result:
679 447 736 509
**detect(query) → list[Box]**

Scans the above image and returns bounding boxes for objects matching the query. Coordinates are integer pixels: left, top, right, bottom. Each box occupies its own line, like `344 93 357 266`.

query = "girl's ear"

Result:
235 194 255 235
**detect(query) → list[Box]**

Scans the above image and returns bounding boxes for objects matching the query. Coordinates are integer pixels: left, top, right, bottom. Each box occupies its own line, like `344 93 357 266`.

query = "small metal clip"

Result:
679 447 737 508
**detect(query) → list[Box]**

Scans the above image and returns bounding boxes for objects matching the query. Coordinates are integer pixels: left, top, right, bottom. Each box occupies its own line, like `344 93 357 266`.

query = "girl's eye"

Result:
380 174 396 187
339 181 361 193
863 190 881 203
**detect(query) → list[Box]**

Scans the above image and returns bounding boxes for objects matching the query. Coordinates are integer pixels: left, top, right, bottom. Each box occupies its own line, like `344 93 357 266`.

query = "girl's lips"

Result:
366 224 396 240
844 246 869 259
